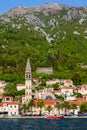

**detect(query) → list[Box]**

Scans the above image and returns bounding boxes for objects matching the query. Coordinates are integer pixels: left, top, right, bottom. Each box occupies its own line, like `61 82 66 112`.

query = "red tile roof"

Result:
0 103 3 107
0 86 4 89
53 90 61 93
0 94 3 97
17 84 25 87
77 85 87 91
65 80 72 83
34 100 55 105
70 100 87 105
62 86 73 89
44 100 55 105
3 96 13 98
0 101 20 106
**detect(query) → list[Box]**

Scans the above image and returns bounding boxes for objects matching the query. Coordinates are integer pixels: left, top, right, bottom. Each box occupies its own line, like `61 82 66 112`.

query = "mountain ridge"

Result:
4 2 87 17
0 3 87 83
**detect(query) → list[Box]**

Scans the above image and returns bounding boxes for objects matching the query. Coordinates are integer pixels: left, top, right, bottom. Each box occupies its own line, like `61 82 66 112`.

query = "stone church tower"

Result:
25 58 32 103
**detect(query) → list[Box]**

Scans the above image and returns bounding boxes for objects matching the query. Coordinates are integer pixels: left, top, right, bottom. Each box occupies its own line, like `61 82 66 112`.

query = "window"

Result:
6 98 10 101
29 75 31 79
46 96 53 100
14 106 16 108
10 106 12 108
26 75 28 79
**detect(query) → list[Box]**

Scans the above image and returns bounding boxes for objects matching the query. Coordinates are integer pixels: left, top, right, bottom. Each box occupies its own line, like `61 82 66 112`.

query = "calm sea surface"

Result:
0 118 87 130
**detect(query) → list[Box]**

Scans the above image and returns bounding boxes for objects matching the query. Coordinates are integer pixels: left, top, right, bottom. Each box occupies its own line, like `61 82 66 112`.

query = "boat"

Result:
46 115 64 119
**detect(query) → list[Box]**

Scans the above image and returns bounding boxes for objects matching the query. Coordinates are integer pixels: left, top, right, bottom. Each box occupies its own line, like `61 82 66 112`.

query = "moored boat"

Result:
46 115 64 119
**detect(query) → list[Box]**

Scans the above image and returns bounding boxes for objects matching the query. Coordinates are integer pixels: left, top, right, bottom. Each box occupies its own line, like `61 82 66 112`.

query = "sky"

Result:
0 0 87 14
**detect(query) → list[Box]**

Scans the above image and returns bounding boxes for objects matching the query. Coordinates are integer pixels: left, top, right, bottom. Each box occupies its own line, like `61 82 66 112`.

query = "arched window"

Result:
45 96 53 100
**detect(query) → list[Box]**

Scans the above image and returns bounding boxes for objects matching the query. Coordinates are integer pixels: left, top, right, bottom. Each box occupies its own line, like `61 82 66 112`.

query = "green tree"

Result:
71 104 77 113
71 73 82 85
0 98 2 102
17 89 25 96
54 94 64 101
63 101 70 115
52 83 60 90
74 92 83 98
80 102 87 113
40 79 46 86
28 99 35 114
55 102 63 114
37 100 44 114
21 104 27 114
46 105 52 115
4 83 17 97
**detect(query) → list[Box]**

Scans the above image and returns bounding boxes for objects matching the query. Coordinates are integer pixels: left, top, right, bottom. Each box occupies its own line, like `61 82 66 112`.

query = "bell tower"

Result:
25 58 32 102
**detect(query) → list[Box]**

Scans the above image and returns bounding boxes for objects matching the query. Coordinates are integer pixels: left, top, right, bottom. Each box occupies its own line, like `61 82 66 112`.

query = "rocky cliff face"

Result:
4 3 63 16
3 3 87 22
0 3 87 43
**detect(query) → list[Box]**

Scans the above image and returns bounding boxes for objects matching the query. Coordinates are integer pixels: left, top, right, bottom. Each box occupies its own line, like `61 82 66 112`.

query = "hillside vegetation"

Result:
0 3 87 84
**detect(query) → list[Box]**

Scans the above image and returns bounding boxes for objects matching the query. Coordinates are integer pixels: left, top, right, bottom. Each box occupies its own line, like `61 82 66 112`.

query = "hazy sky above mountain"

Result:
0 0 87 14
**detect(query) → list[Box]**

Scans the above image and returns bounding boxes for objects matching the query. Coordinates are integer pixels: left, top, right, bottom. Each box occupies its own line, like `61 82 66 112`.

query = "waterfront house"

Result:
0 96 20 117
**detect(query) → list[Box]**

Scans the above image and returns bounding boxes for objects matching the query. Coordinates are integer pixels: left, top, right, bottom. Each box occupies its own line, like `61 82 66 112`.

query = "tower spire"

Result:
25 58 31 73
25 58 32 102
25 58 32 80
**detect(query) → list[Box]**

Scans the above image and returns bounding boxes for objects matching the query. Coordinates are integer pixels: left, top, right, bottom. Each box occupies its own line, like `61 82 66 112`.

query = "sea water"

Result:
0 118 87 130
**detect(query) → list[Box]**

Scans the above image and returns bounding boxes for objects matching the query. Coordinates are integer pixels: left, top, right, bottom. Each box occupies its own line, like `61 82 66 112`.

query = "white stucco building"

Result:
0 96 20 117
0 81 7 94
76 85 87 95
16 84 25 91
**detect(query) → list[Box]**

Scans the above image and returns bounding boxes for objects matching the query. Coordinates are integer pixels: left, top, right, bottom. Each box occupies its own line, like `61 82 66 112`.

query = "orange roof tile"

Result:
62 86 73 89
0 94 3 97
3 96 13 98
0 101 20 105
65 80 72 83
44 100 55 105
54 90 61 93
77 85 87 90
17 84 25 86
0 86 4 89
70 100 87 105
34 100 55 105
0 103 3 107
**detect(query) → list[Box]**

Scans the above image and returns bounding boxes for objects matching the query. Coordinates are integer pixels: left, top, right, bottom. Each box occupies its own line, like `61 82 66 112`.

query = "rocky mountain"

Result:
0 3 87 43
0 3 87 83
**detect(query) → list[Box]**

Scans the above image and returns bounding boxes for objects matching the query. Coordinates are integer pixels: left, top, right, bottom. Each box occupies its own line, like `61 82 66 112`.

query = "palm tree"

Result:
28 99 35 114
46 105 52 115
63 101 70 115
37 100 44 115
55 102 63 114
80 102 87 113
71 104 77 114
21 103 27 114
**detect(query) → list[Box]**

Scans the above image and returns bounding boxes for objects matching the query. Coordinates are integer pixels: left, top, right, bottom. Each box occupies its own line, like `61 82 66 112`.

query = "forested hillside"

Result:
0 3 87 84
